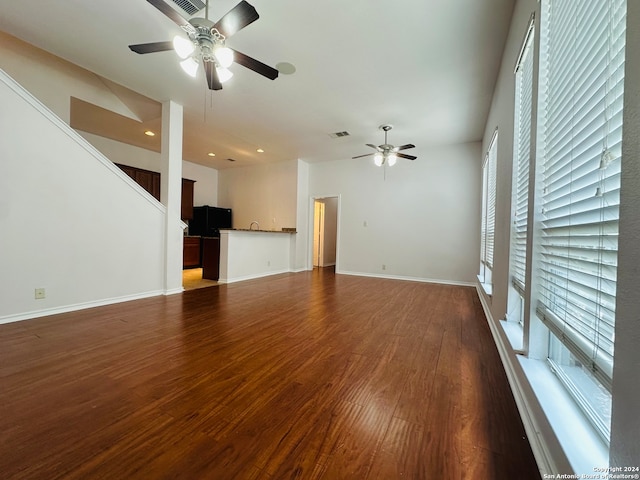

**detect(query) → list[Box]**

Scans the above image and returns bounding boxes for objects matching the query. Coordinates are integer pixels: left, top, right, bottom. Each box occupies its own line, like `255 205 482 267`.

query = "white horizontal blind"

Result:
485 131 498 269
537 0 626 389
480 163 488 268
511 22 535 295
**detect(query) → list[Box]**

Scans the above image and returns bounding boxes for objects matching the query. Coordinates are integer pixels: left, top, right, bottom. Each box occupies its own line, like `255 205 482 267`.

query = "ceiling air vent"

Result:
329 131 350 138
168 0 205 16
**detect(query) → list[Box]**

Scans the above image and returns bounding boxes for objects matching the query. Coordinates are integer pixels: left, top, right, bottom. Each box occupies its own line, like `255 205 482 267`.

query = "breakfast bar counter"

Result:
218 228 296 283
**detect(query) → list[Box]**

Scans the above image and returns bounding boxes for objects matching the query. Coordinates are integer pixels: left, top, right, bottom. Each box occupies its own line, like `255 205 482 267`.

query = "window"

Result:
536 0 626 436
510 18 535 302
506 18 535 336
479 130 498 291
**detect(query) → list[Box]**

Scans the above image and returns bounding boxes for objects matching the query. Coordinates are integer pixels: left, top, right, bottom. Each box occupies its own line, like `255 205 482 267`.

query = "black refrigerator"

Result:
189 206 232 237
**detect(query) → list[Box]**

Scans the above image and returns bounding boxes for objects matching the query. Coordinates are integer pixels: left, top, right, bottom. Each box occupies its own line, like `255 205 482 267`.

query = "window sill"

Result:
517 356 609 475
477 275 493 296
500 318 524 352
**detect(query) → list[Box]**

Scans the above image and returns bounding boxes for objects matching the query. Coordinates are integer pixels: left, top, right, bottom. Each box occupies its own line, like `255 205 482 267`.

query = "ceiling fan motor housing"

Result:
188 18 222 60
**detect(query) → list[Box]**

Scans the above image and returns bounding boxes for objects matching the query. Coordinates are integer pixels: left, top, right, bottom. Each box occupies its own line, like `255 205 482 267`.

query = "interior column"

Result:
160 100 184 294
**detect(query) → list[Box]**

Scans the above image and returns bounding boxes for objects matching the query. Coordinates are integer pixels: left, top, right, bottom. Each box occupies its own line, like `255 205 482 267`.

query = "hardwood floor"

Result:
0 269 540 479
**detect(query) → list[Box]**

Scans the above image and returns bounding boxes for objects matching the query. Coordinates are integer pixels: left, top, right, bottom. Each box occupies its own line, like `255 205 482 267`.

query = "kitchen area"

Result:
116 159 300 289
184 205 296 286
183 205 231 284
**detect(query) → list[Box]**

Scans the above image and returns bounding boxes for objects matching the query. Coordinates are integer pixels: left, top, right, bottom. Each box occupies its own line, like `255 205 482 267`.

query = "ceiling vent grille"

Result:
168 0 205 16
329 131 350 138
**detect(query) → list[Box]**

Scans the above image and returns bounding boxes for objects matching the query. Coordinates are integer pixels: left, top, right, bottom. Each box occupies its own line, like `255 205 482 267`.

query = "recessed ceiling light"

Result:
144 130 155 136
207 152 216 157
257 148 264 153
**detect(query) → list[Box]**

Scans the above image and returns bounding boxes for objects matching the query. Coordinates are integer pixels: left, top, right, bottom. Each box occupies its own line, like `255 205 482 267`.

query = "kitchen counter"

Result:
220 228 296 234
218 229 296 283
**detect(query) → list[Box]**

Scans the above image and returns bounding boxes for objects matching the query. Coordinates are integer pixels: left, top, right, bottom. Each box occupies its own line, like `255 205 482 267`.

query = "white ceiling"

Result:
0 0 514 169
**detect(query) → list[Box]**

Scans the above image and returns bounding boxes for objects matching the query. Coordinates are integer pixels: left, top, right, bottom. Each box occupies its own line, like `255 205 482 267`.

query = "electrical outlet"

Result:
267 260 271 266
34 288 46 299
382 264 386 270
363 221 368 227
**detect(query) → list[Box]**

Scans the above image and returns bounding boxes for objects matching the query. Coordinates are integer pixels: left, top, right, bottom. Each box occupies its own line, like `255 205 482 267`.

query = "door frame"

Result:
308 194 341 272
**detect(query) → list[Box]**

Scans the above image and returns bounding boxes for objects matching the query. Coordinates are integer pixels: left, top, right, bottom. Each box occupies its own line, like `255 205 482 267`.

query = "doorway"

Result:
312 197 339 269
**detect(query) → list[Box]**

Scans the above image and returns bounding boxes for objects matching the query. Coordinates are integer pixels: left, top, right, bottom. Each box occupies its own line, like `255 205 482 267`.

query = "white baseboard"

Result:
0 290 166 325
290 267 309 273
218 268 291 284
337 269 476 287
164 287 185 296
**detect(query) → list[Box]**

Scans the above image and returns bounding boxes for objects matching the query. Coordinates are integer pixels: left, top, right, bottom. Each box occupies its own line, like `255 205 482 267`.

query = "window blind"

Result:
511 20 535 296
537 0 626 390
484 131 498 270
480 164 488 267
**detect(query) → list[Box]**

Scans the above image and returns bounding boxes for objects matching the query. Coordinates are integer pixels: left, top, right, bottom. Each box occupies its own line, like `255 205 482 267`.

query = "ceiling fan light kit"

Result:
353 124 417 166
173 35 196 58
215 65 233 83
174 19 235 82
129 0 279 90
180 56 200 77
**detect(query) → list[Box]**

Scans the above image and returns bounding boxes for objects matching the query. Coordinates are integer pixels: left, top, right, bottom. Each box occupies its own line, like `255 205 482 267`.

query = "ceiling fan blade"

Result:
366 143 380 151
128 41 174 54
213 1 259 38
232 50 278 80
397 153 417 160
205 61 223 90
396 143 416 151
146 0 191 28
352 153 374 159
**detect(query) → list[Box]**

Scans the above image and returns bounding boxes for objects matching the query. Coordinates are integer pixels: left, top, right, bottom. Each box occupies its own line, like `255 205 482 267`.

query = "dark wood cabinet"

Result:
183 236 201 268
115 163 160 201
115 164 195 218
181 179 195 220
202 237 220 280
136 169 161 201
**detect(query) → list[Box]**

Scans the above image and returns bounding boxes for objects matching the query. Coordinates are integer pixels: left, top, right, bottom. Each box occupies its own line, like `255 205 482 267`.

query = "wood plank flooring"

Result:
0 269 540 479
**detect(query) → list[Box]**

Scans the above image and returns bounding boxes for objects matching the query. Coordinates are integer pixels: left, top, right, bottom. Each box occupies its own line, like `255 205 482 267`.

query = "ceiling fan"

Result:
128 0 278 90
352 125 417 166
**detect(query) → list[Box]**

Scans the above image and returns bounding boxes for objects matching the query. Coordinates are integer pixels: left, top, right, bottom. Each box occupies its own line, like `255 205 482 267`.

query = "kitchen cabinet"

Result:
202 237 220 280
115 164 195 219
115 163 160 201
183 236 201 268
181 179 195 220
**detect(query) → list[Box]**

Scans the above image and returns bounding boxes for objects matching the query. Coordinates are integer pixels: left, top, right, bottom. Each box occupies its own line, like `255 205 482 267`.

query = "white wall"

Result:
218 160 298 231
0 71 166 322
309 143 481 285
79 132 218 206
183 161 218 207
0 32 142 124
